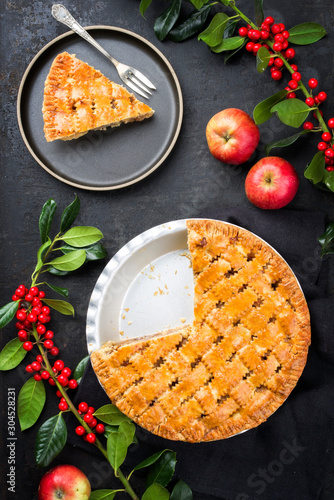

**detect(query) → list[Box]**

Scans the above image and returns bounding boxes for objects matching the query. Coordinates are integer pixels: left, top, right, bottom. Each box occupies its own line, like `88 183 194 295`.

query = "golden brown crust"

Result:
91 219 311 442
42 52 154 142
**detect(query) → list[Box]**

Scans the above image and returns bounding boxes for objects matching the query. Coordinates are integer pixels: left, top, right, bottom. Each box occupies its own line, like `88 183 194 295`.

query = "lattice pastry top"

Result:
91 219 310 442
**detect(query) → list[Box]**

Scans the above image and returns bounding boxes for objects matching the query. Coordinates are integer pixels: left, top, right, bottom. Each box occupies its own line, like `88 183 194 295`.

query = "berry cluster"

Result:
14 284 59 355
75 402 105 444
240 16 293 81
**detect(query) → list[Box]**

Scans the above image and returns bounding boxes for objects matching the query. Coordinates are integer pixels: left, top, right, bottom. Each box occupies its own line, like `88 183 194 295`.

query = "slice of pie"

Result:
42 52 154 142
91 219 310 442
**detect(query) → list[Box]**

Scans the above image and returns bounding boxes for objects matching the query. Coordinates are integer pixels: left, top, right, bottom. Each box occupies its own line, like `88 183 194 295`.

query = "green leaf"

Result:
73 355 90 383
35 413 67 467
288 22 327 45
118 421 136 447
168 4 212 42
61 242 107 262
154 0 182 41
134 449 172 471
18 378 46 431
94 404 132 425
42 298 75 316
33 238 52 276
198 12 229 47
254 0 264 26
265 130 310 155
107 431 128 470
253 89 288 125
0 300 19 329
0 337 27 371
62 226 103 248
324 171 334 192
189 0 209 7
146 450 177 488
44 282 69 298
224 38 246 63
60 195 80 232
89 491 117 500
142 483 170 500
318 221 334 256
48 249 86 271
219 0 230 5
170 480 193 500
211 35 244 53
304 151 326 184
270 98 310 128
140 0 153 17
256 46 271 73
39 199 57 244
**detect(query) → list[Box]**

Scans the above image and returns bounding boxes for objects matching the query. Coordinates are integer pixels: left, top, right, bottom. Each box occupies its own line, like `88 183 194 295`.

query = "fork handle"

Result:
52 4 119 66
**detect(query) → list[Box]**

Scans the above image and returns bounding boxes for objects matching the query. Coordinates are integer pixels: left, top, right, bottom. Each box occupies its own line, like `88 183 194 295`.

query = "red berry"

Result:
287 92 296 99
57 374 68 387
25 293 33 302
61 367 72 378
34 373 42 381
12 294 19 301
271 23 281 34
282 40 289 50
308 78 318 89
86 433 96 444
318 142 328 151
328 118 334 129
38 313 48 324
325 157 334 165
38 291 46 298
31 361 41 372
322 132 332 142
238 27 248 37
317 91 327 102
89 418 97 428
274 58 284 68
290 64 298 72
279 23 285 31
84 413 94 424
32 297 42 307
68 379 78 389
23 341 33 351
44 330 54 340
282 30 290 39
50 346 59 356
36 324 46 335
36 354 43 363
48 378 56 386
87 406 95 414
26 364 34 373
292 72 301 81
41 370 50 380
42 306 50 315
27 313 37 323
79 402 89 413
288 80 298 90
75 426 86 436
252 43 261 53
54 359 65 371
15 288 25 298
305 97 315 107
285 48 295 59
56 390 62 398
29 287 39 296
260 30 270 40
246 41 254 52
18 329 28 341
16 309 27 321
271 69 282 81
32 306 42 315
325 148 334 158
59 401 69 411
95 423 105 434
44 339 54 349
273 41 282 52
250 29 261 40
264 16 274 26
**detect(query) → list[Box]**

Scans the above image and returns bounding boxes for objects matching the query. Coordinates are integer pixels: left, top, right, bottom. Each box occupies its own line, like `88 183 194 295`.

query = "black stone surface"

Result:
1 1 334 499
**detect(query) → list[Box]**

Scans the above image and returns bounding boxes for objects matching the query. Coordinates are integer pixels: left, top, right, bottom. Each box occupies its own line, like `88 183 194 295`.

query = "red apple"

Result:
38 465 91 500
206 108 260 165
245 156 299 209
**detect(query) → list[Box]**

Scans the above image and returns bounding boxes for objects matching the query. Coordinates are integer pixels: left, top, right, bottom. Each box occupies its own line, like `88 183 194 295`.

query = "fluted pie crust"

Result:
91 219 311 442
42 52 154 142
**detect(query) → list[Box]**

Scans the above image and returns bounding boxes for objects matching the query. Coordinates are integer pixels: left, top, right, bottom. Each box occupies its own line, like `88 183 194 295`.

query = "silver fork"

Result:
51 4 156 99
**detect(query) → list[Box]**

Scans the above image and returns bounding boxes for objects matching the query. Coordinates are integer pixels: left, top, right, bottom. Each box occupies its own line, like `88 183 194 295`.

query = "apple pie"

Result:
91 219 310 442
42 52 154 142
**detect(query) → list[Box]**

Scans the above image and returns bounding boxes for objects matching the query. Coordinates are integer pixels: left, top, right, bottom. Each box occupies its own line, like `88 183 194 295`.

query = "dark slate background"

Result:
1 1 334 499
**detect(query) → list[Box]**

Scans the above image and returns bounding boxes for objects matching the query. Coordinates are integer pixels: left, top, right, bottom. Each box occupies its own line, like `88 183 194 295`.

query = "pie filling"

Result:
42 52 154 142
91 219 311 442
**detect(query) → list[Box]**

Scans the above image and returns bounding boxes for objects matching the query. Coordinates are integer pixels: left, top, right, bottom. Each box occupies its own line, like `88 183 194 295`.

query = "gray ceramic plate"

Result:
17 26 183 190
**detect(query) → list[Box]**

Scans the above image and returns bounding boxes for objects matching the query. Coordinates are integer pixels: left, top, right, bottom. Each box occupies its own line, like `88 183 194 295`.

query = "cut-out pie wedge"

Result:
91 219 311 442
42 52 154 142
